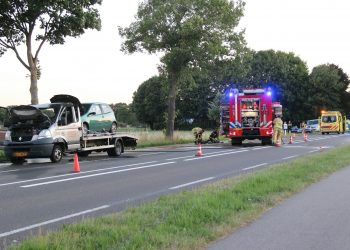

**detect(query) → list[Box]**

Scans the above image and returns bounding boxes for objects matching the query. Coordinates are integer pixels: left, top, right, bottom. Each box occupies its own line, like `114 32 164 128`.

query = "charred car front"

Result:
1 95 82 164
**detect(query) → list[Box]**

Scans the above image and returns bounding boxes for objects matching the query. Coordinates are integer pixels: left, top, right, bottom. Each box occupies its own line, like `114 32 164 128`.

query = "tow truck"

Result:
221 88 282 145
0 95 137 164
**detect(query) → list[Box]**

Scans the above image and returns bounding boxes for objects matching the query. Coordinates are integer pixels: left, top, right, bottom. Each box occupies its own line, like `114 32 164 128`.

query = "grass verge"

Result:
0 149 6 161
10 145 350 250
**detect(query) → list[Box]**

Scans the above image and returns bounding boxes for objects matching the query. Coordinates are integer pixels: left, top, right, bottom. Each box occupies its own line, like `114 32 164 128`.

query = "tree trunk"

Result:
29 67 39 105
166 71 178 140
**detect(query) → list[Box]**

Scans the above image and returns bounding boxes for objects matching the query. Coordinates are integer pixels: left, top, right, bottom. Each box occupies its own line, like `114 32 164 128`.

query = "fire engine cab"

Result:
221 88 282 145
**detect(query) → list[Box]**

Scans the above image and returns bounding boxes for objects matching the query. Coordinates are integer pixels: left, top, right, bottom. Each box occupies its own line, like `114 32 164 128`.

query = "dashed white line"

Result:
0 205 109 238
282 155 299 160
0 161 158 188
21 162 176 188
242 163 267 171
184 150 249 161
169 177 215 190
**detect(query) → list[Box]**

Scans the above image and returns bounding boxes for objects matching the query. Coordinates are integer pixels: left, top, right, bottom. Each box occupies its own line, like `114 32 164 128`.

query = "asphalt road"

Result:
0 133 349 248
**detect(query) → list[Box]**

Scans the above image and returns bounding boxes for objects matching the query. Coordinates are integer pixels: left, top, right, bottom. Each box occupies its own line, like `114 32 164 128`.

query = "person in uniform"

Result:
192 127 204 144
273 115 283 146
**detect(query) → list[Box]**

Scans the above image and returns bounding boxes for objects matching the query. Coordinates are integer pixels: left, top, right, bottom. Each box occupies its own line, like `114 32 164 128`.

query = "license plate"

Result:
13 151 28 157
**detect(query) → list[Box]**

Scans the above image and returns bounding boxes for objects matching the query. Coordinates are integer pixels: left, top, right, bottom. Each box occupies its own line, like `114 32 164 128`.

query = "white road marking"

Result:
169 177 215 190
0 205 109 238
166 149 239 161
251 147 271 150
21 162 176 188
242 163 267 171
0 163 11 168
184 150 249 161
309 150 319 153
282 155 299 160
0 161 158 188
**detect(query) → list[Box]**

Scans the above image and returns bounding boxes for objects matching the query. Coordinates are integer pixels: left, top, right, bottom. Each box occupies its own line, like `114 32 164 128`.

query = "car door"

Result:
88 104 103 131
54 106 81 150
100 104 113 130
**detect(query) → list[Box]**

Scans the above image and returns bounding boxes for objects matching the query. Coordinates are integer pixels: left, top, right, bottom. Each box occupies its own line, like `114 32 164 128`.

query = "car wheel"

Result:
50 145 63 163
83 123 89 134
110 122 117 133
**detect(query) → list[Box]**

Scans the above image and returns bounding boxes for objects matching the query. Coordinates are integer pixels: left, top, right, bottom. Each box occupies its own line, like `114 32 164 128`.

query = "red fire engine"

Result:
221 88 282 145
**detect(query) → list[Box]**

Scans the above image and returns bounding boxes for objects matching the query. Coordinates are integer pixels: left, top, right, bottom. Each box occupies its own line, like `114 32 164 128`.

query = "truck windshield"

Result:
37 104 62 123
322 115 336 123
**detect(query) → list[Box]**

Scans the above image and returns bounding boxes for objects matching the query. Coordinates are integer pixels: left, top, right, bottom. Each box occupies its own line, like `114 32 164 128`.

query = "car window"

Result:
59 107 74 126
101 104 112 114
90 104 102 115
81 104 91 115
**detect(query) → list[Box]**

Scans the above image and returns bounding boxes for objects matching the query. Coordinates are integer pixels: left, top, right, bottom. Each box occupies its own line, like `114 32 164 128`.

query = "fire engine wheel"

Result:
107 139 123 157
10 157 25 165
50 145 63 163
231 138 242 146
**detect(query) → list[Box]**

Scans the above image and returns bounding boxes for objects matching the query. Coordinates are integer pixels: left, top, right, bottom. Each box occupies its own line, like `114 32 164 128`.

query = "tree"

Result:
309 64 350 116
119 0 246 139
132 76 167 130
110 103 138 127
247 50 310 122
0 0 102 104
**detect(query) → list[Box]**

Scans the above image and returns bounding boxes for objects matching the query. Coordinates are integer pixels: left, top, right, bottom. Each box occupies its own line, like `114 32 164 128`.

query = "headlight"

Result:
38 129 52 139
5 130 11 141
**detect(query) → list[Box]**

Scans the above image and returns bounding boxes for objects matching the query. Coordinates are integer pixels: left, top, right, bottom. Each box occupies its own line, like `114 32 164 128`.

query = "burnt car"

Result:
0 95 82 164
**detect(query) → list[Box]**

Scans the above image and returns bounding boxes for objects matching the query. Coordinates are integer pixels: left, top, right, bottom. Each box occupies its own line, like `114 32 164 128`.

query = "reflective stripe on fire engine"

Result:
229 122 236 128
263 121 272 128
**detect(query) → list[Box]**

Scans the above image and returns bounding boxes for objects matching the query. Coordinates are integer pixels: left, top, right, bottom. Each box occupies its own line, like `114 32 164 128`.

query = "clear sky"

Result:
0 0 349 106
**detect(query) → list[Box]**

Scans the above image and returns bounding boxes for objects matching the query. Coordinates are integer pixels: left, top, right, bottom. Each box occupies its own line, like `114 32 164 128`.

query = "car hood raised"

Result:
10 105 50 125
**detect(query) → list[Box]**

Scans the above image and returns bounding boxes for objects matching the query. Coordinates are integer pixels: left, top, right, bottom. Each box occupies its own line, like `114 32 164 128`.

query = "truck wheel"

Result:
10 157 25 165
107 139 123 157
50 145 63 163
231 138 242 146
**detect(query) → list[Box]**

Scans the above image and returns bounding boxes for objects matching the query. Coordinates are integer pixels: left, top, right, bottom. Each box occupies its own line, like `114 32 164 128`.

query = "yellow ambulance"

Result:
320 111 346 134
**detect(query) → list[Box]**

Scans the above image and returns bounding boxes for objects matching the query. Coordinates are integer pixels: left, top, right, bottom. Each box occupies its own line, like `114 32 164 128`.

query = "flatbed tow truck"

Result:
0 95 137 164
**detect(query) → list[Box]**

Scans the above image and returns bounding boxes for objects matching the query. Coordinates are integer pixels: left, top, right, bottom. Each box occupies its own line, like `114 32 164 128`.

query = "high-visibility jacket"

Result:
273 117 283 129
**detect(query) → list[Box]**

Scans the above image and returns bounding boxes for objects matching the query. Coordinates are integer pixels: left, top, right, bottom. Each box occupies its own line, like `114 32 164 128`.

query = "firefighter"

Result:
192 127 204 145
273 115 283 146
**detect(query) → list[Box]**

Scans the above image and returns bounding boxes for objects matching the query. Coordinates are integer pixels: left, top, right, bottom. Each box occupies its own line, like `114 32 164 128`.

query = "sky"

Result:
0 0 349 106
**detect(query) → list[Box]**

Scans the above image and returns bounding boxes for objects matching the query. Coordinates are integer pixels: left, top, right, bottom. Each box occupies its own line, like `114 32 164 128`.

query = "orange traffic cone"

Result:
195 143 203 157
73 153 80 172
288 135 293 144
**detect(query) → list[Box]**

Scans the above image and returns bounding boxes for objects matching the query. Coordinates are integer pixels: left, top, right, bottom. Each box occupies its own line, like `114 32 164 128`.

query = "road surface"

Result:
0 133 349 247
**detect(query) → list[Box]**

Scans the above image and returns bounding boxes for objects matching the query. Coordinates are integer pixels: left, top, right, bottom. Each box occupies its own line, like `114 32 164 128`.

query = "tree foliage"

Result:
110 103 138 127
132 76 167 130
309 64 350 117
0 0 102 104
119 0 246 139
246 50 311 122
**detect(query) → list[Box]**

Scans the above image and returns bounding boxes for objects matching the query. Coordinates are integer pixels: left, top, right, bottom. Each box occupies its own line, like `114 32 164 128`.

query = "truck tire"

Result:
50 144 63 163
231 138 242 146
10 157 25 165
107 139 123 157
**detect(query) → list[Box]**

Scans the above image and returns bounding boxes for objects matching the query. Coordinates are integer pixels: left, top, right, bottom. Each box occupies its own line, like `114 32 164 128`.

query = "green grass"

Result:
0 150 6 161
9 145 350 250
